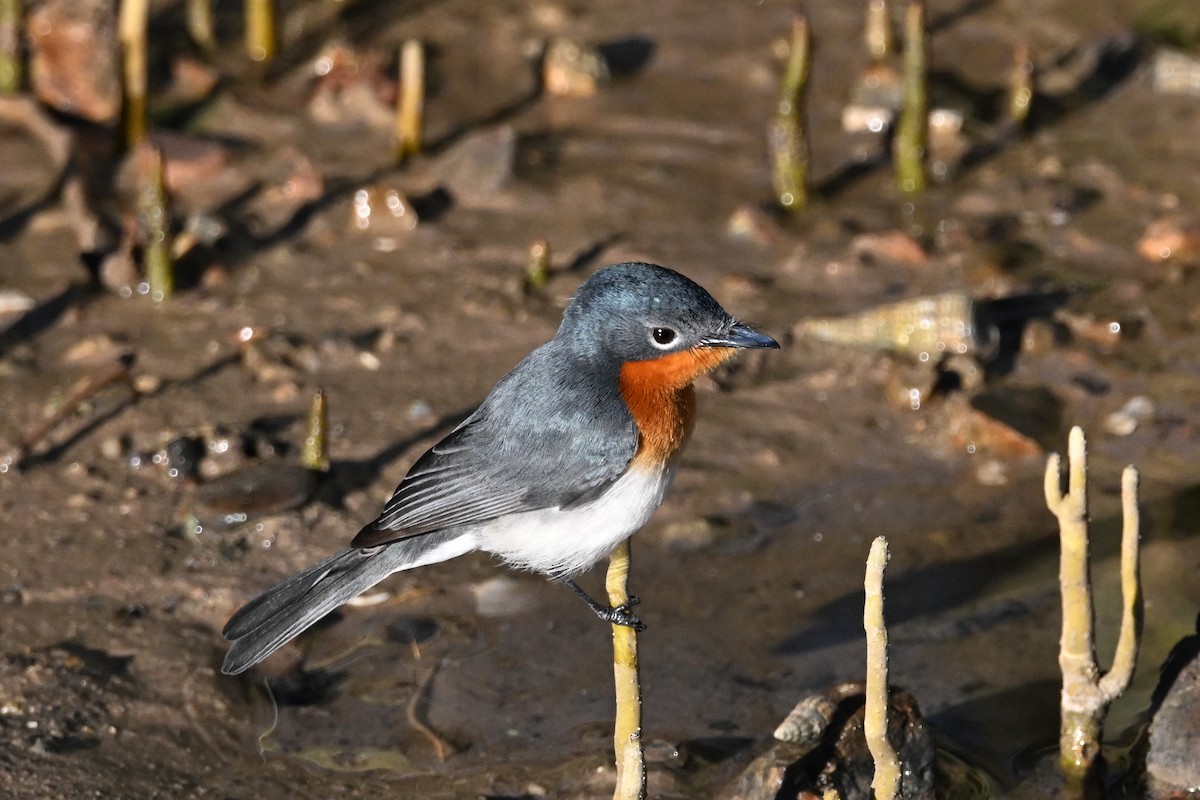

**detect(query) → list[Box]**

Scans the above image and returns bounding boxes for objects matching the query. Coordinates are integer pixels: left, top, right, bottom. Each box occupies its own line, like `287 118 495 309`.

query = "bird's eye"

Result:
650 327 677 348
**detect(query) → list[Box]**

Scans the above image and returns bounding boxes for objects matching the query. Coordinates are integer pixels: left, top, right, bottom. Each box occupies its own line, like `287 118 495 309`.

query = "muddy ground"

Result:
2 0 1200 797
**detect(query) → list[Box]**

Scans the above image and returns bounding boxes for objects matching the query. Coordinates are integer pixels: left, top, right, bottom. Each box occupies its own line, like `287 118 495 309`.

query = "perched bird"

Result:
222 262 778 675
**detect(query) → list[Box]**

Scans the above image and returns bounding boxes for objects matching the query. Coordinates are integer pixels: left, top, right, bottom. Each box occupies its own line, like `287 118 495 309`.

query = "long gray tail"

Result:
221 531 467 675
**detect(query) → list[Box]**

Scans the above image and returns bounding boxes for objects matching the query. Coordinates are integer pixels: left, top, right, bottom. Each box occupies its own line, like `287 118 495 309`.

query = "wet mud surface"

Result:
3 0 1200 797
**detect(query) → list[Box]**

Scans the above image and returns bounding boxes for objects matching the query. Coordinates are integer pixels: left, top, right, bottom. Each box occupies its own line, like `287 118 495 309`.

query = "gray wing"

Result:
352 345 637 548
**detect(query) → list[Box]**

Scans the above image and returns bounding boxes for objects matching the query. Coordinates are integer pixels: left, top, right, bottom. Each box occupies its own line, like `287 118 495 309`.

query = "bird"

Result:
221 262 778 675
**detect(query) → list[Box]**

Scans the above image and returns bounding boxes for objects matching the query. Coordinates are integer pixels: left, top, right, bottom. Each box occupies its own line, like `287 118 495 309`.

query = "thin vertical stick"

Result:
134 142 173 302
118 0 149 148
524 239 551 294
0 0 21 94
769 16 811 213
893 0 928 194
606 539 645 800
301 389 329 473
865 0 893 64
395 39 424 163
1045 427 1143 784
864 536 900 800
245 0 276 63
1008 43 1034 128
187 0 215 50
1098 466 1141 699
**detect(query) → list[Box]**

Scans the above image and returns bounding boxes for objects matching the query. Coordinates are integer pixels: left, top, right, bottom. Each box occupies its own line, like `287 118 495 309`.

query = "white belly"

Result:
477 464 675 577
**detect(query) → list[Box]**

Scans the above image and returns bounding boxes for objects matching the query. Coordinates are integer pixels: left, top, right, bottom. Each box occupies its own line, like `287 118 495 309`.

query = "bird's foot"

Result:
595 596 645 631
559 579 647 631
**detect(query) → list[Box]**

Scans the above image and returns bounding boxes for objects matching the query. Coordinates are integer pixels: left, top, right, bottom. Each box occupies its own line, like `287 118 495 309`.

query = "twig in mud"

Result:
865 0 893 64
893 0 928 194
1008 43 1035 129
395 40 425 163
245 0 276 63
186 0 215 50
607 539 645 800
0 0 21 94
523 239 552 294
405 659 453 762
300 388 330 473
131 142 174 302
1044 426 1142 787
769 16 811 213
16 354 136 466
864 536 900 800
118 0 150 148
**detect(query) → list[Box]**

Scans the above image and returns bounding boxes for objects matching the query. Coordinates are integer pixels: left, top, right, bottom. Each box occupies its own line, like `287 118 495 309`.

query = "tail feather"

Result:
221 531 472 675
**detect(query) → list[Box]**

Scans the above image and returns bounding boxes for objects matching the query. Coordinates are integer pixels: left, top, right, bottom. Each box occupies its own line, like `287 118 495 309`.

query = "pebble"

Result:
1145 623 1200 797
350 185 419 236
471 576 538 617
542 37 610 97
307 42 394 129
1138 216 1200 263
1104 395 1156 436
431 125 517 208
1153 48 1200 97
28 0 121 123
63 334 125 364
658 516 727 553
850 230 929 267
0 289 35 315
725 204 782 246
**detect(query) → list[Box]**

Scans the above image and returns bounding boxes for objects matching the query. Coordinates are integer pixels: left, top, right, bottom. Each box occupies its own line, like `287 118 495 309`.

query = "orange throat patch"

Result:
618 347 737 467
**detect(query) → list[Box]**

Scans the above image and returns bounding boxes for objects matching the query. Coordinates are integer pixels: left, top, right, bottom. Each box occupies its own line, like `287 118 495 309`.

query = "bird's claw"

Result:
600 596 645 631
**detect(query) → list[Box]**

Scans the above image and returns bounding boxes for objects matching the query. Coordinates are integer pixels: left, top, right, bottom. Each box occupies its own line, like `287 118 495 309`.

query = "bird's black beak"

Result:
703 322 780 350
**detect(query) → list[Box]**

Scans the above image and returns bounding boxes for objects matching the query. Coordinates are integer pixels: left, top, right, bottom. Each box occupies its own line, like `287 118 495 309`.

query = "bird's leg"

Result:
558 578 645 631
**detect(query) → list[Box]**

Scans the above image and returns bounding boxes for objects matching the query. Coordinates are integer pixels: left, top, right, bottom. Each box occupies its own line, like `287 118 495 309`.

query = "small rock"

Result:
974 458 1010 486
247 147 325 235
928 107 968 182
1138 216 1200 263
28 0 121 123
164 57 219 107
844 64 903 133
0 289 35 315
471 576 539 617
1144 619 1200 797
1104 395 1156 436
349 185 419 237
842 103 893 135
949 401 1044 458
431 125 517 208
542 37 610 97
850 230 929 267
132 374 162 395
1152 48 1200 97
726 205 782 246
150 131 233 196
1020 318 1063 355
190 463 318 533
1055 310 1124 351
98 224 138 297
406 400 432 420
659 516 728 553
63 334 125 364
99 436 125 460
719 682 935 800
307 42 394 129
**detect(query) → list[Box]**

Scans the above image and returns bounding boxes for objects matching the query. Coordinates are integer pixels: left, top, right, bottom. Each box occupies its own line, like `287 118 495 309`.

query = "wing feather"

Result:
352 346 638 549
